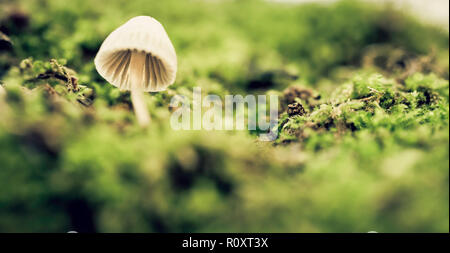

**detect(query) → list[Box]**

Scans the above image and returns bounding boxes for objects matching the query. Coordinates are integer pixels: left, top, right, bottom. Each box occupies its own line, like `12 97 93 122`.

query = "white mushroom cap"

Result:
94 16 177 92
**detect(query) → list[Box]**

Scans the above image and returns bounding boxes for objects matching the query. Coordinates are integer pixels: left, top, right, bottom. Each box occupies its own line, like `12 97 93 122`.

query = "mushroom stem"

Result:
131 89 151 126
130 50 151 127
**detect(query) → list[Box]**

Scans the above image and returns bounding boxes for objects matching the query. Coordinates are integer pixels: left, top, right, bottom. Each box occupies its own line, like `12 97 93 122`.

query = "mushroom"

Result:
94 16 177 126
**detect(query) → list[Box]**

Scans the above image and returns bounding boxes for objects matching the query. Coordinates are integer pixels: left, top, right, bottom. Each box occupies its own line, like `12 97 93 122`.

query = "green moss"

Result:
0 0 448 232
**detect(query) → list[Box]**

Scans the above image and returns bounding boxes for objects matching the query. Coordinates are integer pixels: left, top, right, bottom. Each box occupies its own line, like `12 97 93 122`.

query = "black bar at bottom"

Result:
0 233 448 252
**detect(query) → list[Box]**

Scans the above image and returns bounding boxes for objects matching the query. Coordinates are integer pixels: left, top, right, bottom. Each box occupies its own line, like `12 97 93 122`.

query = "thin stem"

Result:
129 50 151 127
131 89 150 126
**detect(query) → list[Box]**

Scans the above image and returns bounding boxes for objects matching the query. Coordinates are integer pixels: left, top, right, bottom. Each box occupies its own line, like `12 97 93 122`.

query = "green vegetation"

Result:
0 0 448 232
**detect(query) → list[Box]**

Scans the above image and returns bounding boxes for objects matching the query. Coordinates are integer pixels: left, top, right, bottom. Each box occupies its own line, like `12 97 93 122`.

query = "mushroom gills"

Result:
104 50 169 91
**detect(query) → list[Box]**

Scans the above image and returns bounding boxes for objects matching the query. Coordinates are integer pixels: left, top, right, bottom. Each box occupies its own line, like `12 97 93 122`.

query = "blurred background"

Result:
0 0 448 232
272 0 449 30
